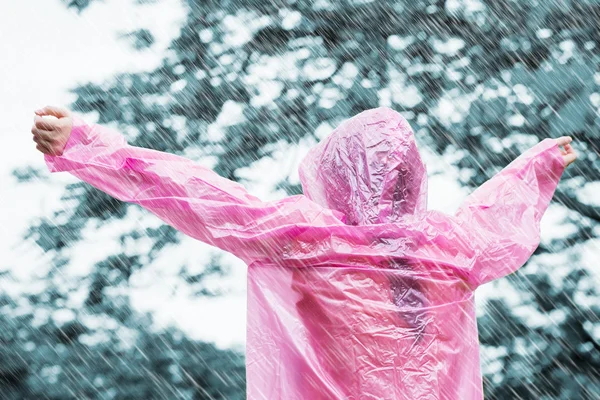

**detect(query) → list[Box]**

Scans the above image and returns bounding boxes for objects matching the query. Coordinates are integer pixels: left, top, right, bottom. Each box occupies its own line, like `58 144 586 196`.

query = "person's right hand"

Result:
31 105 73 156
556 136 577 168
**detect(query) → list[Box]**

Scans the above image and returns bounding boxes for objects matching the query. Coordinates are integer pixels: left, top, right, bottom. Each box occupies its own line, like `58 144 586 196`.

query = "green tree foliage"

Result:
0 292 245 399
479 263 600 399
11 0 599 398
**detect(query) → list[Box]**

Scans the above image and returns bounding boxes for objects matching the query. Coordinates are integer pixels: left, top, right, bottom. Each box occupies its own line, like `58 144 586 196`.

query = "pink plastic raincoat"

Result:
44 106 565 399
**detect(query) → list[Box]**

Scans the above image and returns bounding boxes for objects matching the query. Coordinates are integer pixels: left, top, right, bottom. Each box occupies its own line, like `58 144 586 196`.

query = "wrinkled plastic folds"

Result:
45 107 565 399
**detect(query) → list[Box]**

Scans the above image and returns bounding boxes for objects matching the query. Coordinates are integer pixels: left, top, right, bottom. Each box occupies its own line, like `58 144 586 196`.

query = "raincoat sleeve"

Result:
453 138 565 288
43 115 346 264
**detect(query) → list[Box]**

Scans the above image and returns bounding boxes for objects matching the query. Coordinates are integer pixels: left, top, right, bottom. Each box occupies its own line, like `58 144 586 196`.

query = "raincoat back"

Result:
44 107 565 399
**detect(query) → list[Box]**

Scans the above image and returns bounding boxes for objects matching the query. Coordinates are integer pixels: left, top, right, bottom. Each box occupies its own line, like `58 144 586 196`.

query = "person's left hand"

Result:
556 136 577 168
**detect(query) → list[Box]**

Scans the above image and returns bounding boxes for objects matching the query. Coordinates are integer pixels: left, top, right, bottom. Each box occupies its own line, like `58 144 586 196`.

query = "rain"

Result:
1 0 599 399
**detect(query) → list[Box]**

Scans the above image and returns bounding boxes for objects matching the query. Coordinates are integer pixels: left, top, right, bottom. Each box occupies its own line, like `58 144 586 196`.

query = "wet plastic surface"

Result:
45 107 565 399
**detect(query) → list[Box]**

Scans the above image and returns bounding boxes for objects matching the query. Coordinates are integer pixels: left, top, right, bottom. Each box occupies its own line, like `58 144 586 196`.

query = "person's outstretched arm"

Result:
32 106 346 264
451 136 575 288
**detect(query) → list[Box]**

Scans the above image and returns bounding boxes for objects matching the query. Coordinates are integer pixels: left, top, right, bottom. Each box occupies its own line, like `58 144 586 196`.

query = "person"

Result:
32 105 576 399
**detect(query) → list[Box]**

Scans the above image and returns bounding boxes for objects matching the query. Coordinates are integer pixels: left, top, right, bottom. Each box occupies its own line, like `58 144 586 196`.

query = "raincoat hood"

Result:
298 107 428 225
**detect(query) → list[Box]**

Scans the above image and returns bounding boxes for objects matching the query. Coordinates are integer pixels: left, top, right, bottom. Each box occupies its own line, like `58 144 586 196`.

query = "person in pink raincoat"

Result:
32 105 576 399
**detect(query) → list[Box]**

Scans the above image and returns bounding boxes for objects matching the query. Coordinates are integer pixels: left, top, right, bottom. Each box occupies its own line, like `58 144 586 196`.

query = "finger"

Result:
34 136 52 148
34 105 71 119
36 142 51 154
556 136 572 146
564 153 577 166
563 143 574 153
31 127 53 140
32 135 51 145
33 115 58 131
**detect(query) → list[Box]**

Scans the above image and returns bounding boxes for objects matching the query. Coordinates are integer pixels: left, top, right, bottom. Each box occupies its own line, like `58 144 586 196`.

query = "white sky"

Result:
1 0 596 351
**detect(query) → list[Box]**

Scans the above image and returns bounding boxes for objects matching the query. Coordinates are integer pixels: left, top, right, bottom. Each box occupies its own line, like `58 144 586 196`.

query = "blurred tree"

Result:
479 262 600 399
0 290 245 399
11 0 600 398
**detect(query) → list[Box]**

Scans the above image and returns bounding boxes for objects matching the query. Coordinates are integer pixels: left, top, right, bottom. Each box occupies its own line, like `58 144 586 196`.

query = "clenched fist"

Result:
31 105 73 156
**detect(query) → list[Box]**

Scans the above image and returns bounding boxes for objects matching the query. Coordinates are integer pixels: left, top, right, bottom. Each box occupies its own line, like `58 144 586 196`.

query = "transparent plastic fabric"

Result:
45 107 565 399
